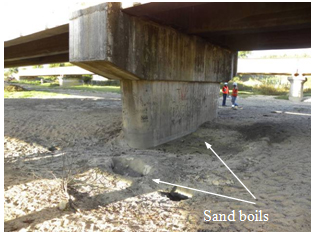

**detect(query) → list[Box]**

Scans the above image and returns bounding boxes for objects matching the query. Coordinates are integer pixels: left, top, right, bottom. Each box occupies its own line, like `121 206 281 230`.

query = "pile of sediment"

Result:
4 84 27 92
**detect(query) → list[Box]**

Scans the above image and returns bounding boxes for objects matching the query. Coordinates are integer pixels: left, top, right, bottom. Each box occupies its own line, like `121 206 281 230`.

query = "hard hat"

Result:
233 82 237 86
224 82 228 85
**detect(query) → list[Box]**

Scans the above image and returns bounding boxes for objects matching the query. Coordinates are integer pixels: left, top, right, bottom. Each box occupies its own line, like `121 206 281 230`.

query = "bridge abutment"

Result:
69 2 237 148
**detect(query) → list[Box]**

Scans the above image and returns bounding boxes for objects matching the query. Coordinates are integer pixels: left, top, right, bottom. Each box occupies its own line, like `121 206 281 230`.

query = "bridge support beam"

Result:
70 2 237 148
288 76 307 102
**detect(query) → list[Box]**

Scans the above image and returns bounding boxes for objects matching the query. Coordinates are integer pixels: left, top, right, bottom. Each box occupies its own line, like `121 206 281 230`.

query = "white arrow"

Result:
205 142 257 200
153 179 256 205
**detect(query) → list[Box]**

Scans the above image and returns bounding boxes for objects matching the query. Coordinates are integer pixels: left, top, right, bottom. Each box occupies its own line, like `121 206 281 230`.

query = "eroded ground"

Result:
4 89 311 231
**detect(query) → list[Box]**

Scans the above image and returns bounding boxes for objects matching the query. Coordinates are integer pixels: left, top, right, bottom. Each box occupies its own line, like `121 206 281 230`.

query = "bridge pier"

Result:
69 2 237 148
58 75 82 87
288 75 307 102
121 80 219 148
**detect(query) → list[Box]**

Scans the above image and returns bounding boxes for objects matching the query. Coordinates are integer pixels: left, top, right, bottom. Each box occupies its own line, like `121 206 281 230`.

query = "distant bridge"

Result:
17 66 93 78
18 58 311 79
237 58 311 76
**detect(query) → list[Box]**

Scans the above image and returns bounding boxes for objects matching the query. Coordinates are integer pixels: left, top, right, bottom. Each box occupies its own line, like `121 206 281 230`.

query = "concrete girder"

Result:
123 2 311 51
4 53 69 68
5 33 69 62
123 2 310 34
4 25 69 68
4 24 69 47
198 28 311 51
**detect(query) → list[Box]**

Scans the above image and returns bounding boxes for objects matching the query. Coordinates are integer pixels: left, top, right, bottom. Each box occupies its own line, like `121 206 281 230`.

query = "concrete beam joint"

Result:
69 2 237 82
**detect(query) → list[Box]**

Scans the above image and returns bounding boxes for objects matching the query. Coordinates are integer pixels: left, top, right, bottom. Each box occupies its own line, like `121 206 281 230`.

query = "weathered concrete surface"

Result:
4 24 69 68
288 76 307 102
123 2 311 50
121 80 219 148
69 2 236 148
69 2 237 82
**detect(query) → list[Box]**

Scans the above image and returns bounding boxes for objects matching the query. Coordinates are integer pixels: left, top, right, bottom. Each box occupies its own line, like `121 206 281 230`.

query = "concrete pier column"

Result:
58 75 64 86
288 76 307 102
69 2 237 148
121 80 219 148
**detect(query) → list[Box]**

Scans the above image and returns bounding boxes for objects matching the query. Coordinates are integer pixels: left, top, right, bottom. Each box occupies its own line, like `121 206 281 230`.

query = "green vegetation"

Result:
9 79 121 93
4 79 121 99
238 51 252 58
253 84 289 95
4 67 19 80
4 85 26 92
10 79 42 85
38 84 121 93
65 85 121 93
304 77 311 90
82 75 93 84
274 95 289 100
220 74 313 101
261 53 311 59
32 65 44 68
221 80 288 96
48 62 74 67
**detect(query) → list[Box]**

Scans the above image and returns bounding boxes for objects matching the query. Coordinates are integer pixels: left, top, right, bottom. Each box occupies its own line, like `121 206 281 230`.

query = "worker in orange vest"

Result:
222 82 229 106
231 82 239 107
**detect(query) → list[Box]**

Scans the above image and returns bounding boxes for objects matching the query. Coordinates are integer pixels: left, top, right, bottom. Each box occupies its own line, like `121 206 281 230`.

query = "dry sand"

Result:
4 88 311 232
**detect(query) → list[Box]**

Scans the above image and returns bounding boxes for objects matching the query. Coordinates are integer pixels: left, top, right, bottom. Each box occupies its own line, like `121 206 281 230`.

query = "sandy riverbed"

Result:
4 88 311 232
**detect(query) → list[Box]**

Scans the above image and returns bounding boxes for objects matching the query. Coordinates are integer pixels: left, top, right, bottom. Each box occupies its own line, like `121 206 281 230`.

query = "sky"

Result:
3 0 106 40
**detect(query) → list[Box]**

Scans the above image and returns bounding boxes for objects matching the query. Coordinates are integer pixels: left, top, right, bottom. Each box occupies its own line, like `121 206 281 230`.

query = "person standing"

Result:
222 82 229 106
231 82 239 107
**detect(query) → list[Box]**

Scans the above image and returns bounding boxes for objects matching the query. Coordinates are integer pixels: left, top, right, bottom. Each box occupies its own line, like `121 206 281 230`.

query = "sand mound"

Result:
4 84 27 92
237 122 289 143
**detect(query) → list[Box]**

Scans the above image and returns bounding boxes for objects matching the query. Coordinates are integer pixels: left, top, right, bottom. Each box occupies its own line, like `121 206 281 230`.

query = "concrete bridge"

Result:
16 66 103 86
17 66 93 77
4 2 311 148
237 58 311 76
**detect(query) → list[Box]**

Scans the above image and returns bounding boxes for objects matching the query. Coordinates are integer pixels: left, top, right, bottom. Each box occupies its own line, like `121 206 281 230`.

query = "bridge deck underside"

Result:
4 2 311 68
122 2 311 51
4 25 69 68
